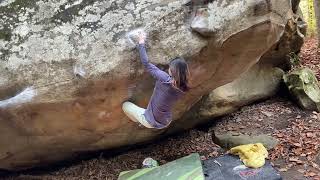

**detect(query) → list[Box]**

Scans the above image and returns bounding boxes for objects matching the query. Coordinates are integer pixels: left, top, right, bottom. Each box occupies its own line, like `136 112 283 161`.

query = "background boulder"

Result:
283 68 320 112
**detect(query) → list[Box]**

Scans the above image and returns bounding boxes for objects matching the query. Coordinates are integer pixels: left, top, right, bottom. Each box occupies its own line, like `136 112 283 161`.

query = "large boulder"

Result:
0 0 294 170
283 68 320 112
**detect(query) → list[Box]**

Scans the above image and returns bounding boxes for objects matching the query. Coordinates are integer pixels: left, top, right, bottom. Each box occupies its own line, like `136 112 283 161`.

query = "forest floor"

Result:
300 38 320 80
1 39 320 180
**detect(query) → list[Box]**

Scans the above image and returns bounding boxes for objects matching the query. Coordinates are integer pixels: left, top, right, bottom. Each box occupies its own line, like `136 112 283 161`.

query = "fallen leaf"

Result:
275 133 284 138
298 169 305 174
261 111 273 117
311 162 319 168
305 171 317 177
288 163 294 168
289 157 302 163
278 168 288 172
292 143 302 147
296 160 304 164
306 132 314 138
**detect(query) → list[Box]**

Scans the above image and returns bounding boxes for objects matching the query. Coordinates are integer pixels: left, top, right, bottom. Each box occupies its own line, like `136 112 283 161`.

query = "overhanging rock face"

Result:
0 0 293 170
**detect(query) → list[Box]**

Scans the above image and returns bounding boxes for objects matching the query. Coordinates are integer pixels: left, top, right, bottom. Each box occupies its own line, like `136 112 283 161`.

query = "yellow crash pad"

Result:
230 143 268 168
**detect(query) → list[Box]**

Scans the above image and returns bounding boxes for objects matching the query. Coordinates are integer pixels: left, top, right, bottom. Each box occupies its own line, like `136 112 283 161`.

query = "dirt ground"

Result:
3 98 319 180
213 98 320 180
1 39 319 180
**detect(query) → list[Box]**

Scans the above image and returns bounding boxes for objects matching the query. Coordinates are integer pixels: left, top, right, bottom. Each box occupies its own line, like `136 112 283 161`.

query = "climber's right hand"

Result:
138 32 146 44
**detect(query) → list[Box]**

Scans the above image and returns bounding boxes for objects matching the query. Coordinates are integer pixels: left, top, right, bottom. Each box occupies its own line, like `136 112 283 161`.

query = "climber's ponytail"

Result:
169 57 190 92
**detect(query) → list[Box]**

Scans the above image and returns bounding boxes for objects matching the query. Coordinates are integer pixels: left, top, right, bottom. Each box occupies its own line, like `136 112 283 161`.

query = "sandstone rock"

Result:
283 68 320 112
213 133 278 150
190 8 210 36
259 11 307 68
0 0 294 170
197 65 284 119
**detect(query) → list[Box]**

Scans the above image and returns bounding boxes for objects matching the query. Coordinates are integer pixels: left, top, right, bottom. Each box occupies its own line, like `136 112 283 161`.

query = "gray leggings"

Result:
122 102 153 128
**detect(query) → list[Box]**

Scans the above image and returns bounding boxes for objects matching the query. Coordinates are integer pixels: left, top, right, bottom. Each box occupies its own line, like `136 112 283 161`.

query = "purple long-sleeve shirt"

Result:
138 44 184 129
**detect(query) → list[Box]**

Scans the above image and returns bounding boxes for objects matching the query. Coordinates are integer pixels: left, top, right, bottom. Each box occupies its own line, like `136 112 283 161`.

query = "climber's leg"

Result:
137 113 153 128
122 102 139 122
122 102 153 128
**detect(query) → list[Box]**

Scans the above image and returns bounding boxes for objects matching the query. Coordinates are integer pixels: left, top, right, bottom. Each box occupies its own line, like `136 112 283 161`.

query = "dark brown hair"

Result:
169 57 190 92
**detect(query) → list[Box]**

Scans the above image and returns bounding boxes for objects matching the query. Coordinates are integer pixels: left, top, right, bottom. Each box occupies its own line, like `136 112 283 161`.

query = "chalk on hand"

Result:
126 28 147 46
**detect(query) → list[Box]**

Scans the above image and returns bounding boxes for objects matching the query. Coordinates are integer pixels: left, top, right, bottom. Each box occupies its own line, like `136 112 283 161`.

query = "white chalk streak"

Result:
0 87 37 108
0 0 15 7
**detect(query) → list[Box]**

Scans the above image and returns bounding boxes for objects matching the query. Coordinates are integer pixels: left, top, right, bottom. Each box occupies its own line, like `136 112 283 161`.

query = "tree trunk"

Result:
308 0 315 36
314 0 320 47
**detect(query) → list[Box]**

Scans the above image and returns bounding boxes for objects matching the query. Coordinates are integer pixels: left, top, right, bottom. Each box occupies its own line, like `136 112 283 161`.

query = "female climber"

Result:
122 31 190 129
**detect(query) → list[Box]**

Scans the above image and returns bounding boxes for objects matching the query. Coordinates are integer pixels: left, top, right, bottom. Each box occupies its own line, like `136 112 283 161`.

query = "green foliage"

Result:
287 52 301 67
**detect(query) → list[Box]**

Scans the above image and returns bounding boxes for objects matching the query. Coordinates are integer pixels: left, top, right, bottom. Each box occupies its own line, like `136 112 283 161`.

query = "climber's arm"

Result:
137 44 171 82
136 32 170 82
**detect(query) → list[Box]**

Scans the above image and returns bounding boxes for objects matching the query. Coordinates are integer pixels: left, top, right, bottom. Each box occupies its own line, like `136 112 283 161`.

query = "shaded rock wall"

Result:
169 64 285 132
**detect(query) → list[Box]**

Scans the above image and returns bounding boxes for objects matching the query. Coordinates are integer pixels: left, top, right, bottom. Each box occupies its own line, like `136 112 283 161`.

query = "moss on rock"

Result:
0 28 12 41
283 68 320 112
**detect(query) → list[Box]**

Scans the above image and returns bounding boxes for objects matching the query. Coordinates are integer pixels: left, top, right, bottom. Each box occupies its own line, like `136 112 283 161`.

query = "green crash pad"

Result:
118 153 205 180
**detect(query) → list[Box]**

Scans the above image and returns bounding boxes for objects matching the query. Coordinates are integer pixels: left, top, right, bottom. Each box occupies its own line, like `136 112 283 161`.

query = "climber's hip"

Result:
122 102 153 128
